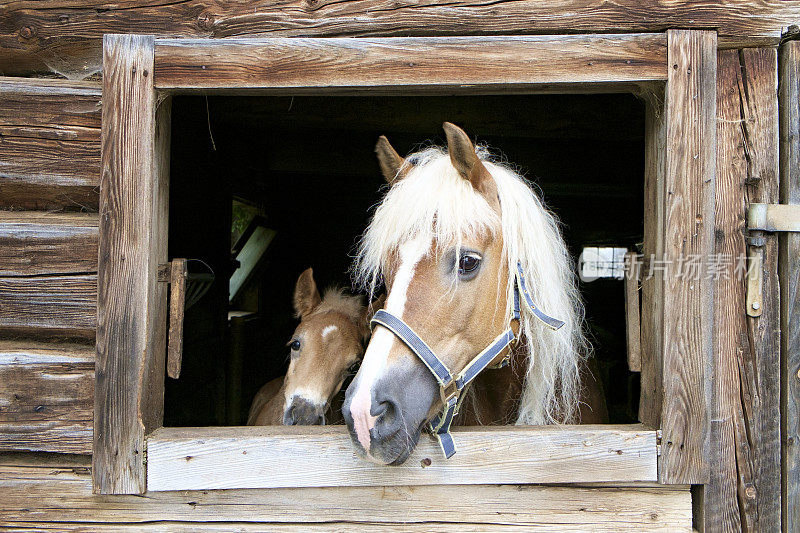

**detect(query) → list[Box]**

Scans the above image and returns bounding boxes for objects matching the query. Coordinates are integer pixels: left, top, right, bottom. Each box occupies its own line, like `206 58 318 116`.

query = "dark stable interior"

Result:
164 93 645 427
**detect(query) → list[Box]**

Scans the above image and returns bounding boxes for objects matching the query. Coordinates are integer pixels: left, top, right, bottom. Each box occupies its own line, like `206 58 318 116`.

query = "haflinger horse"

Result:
342 122 605 465
248 268 376 426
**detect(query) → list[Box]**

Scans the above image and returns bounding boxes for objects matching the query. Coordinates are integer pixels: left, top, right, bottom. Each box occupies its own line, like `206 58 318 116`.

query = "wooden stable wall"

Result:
0 78 100 455
0 3 796 530
0 72 695 532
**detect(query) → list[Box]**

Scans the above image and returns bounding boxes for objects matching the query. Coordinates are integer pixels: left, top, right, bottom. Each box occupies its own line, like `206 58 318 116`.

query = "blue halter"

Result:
370 262 564 458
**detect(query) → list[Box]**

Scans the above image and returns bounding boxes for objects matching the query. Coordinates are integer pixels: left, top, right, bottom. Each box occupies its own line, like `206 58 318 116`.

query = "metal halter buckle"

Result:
440 381 459 404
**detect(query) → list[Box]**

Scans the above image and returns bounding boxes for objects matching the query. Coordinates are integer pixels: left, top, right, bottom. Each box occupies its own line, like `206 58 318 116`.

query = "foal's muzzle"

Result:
283 397 325 425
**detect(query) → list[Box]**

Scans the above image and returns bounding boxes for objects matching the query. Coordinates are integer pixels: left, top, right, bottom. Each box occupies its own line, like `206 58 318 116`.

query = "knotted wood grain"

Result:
1 0 798 76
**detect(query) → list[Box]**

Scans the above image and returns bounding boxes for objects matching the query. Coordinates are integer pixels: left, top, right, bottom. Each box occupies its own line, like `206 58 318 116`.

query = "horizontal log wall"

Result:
1 1 799 77
0 78 100 210
0 454 692 531
0 77 101 454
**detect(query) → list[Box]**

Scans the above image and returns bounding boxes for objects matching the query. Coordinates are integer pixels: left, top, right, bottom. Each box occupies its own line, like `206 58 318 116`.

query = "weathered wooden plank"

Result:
639 90 666 428
1 0 799 77
0 340 94 365
147 425 657 491
0 76 101 210
659 30 716 484
737 46 782 533
704 48 753 533
780 40 800 533
0 452 691 530
167 257 186 379
0 458 691 530
94 34 169 495
0 274 97 335
0 363 93 454
624 251 642 372
154 34 667 91
0 212 98 276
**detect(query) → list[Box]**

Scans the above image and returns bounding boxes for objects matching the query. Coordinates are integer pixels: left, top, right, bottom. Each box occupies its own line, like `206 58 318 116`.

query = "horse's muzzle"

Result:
342 365 437 464
283 397 325 425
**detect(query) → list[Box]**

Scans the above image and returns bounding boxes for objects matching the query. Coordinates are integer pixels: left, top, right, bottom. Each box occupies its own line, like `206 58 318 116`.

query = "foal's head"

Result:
282 268 369 425
342 123 584 464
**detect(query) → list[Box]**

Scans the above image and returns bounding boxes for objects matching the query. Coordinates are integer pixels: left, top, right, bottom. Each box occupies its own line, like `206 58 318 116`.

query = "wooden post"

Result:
639 95 666 428
781 40 800 533
659 29 716 485
624 251 642 372
94 34 169 494
167 258 187 379
705 47 781 531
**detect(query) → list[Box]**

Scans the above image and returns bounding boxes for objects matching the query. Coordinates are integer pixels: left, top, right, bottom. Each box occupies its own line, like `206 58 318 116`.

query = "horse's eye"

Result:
348 362 360 374
290 340 301 351
458 253 481 275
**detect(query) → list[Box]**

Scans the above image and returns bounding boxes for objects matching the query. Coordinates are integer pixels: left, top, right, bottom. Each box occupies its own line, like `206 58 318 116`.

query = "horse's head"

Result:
282 268 370 425
343 123 521 464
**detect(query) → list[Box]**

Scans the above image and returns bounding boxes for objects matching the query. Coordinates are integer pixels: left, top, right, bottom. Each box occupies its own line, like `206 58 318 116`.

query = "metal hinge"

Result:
747 203 800 232
745 204 800 317
656 429 662 457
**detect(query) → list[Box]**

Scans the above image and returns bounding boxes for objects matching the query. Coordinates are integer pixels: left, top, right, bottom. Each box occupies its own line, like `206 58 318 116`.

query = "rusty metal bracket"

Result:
746 203 800 317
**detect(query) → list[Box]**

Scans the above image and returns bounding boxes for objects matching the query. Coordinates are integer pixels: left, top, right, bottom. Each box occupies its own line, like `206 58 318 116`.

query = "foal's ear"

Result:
294 268 322 318
375 136 408 185
443 122 495 197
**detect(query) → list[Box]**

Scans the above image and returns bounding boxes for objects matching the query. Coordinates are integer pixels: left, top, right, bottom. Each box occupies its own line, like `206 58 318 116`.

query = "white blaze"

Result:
321 325 338 338
350 238 427 452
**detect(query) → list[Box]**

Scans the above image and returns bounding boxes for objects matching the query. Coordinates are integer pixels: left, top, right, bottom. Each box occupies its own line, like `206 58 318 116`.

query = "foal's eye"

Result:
458 253 482 276
347 362 360 374
289 340 301 351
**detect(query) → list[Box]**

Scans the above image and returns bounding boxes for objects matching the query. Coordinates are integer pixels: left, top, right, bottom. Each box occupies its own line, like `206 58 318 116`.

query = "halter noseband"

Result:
370 262 564 458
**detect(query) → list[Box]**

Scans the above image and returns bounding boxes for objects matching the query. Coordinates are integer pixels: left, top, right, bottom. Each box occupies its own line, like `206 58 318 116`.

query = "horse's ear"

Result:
443 122 494 197
294 268 322 318
375 136 408 185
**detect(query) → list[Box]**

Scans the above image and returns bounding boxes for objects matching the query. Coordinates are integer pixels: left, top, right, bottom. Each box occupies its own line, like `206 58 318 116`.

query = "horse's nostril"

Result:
372 400 390 419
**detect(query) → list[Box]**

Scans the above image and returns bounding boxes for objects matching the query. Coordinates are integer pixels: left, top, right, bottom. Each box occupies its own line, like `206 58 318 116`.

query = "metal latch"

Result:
745 203 800 317
157 259 215 379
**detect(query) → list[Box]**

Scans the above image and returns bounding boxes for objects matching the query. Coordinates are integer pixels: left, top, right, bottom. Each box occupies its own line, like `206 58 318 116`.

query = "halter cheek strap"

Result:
369 263 564 458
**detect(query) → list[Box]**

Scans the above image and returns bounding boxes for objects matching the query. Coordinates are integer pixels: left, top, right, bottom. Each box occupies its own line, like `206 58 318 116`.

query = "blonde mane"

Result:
354 147 588 425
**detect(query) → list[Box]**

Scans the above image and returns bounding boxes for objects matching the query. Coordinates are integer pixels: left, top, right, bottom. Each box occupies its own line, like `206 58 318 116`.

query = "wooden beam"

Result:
94 34 169 495
738 46 782 533
0 340 94 365
0 212 98 276
0 274 96 336
624 251 642 372
167 257 186 379
0 361 93 454
781 40 800 533
153 34 667 91
639 90 666 428
147 425 657 491
659 30 716 484
2 0 799 77
0 77 100 210
0 457 692 531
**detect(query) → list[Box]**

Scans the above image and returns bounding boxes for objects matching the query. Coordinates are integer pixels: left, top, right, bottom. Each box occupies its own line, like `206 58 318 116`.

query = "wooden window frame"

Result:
95 31 715 494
